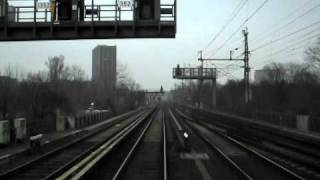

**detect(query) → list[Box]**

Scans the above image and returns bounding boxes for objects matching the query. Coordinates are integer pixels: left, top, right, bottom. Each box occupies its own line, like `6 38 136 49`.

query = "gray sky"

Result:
0 0 319 90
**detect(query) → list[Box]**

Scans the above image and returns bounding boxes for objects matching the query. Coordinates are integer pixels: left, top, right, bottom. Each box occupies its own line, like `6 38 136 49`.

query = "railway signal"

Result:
172 65 217 109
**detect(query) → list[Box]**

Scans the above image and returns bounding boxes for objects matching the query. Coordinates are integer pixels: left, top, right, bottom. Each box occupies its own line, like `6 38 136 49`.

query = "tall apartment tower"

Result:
92 45 117 106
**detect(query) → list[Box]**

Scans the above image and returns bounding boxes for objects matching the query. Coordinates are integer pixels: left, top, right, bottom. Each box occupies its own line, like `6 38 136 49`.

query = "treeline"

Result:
218 62 320 116
0 55 144 133
174 38 320 117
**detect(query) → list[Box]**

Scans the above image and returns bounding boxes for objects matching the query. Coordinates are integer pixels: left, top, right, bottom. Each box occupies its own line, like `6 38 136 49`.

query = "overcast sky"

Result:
0 0 319 90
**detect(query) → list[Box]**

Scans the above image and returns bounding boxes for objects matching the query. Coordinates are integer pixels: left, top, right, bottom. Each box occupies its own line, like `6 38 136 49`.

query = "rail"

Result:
111 117 153 180
56 108 156 179
170 108 252 180
175 108 305 180
0 110 145 179
162 111 168 180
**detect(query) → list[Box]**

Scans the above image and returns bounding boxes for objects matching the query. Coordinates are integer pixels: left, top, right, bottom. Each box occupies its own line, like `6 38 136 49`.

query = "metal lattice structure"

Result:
172 66 217 109
0 0 176 41
172 67 217 80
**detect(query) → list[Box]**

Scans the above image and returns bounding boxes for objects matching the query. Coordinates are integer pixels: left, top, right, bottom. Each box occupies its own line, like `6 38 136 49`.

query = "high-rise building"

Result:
92 45 117 105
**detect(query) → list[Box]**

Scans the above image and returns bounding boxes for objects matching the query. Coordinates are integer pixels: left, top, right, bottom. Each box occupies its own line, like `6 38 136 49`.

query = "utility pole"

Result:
198 29 251 105
212 74 217 109
199 51 204 108
242 29 250 104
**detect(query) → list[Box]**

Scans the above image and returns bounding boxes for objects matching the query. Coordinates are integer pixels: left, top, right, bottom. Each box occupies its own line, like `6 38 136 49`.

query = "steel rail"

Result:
0 110 144 179
162 111 168 180
198 119 306 180
169 108 253 180
56 111 153 180
176 108 305 180
110 116 154 180
225 135 305 180
177 107 315 179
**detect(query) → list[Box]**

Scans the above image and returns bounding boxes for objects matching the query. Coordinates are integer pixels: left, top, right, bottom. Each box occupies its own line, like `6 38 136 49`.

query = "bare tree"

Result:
305 37 320 80
263 63 287 82
0 65 17 119
113 62 144 113
70 64 85 81
27 71 49 82
61 66 71 80
46 55 65 82
117 62 129 87
305 37 320 68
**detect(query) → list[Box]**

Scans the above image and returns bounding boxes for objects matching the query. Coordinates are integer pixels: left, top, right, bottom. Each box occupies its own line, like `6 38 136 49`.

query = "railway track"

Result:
171 108 304 180
56 109 167 180
248 142 320 180
186 106 320 161
177 107 320 179
168 108 245 180
0 110 142 174
165 109 211 180
0 109 151 180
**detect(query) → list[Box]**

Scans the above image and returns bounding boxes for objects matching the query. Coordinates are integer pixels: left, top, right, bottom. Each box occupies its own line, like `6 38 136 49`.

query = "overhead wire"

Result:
250 3 320 50
251 49 306 69
200 0 271 81
250 33 320 69
219 1 320 81
208 61 242 80
253 30 320 59
202 0 248 54
251 21 320 52
250 0 320 44
253 41 317 67
227 0 319 58
208 0 270 58
189 1 318 81
223 32 318 79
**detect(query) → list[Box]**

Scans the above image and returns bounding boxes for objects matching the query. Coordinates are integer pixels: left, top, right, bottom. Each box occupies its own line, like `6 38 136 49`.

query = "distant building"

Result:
92 45 117 105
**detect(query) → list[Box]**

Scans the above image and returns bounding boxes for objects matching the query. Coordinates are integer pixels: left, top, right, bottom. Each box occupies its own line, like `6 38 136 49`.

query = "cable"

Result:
273 0 316 26
253 31 320 60
251 21 320 52
251 38 315 69
251 49 305 69
251 3 320 46
208 0 270 57
217 32 318 80
234 21 320 60
202 0 248 53
254 45 309 66
260 27 319 51
211 63 240 80
232 1 318 56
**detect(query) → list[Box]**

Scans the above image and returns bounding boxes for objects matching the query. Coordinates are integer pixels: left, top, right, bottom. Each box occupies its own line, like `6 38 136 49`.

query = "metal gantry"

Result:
145 89 164 105
172 66 217 109
0 0 176 41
